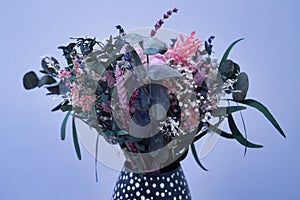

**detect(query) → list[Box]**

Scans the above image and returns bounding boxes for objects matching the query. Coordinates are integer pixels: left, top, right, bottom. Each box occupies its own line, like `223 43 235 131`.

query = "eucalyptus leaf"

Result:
142 37 167 55
46 84 60 94
124 33 144 45
86 60 106 76
61 111 71 140
117 130 128 136
38 75 57 87
236 99 286 138
211 106 247 117
72 115 82 160
220 38 244 66
228 114 263 148
41 56 60 75
233 72 249 101
190 143 208 171
147 65 182 80
59 81 70 95
23 71 39 90
129 49 142 67
60 105 72 112
219 59 235 81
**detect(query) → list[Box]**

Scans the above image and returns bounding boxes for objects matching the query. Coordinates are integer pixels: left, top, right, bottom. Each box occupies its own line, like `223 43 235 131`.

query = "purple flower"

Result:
158 19 164 26
167 10 172 15
115 25 125 35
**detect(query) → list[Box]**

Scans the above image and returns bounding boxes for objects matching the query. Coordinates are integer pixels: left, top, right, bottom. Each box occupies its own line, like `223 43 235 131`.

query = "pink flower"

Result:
150 54 167 66
105 70 116 88
166 32 203 64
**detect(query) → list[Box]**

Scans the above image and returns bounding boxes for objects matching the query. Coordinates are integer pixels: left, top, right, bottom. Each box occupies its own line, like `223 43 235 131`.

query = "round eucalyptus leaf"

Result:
38 75 57 87
142 37 167 55
41 56 60 75
219 59 235 81
123 33 144 45
147 65 182 81
233 72 249 101
23 71 39 90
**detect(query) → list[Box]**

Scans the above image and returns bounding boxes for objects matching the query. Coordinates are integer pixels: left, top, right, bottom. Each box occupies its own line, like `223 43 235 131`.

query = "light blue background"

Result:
1 0 299 199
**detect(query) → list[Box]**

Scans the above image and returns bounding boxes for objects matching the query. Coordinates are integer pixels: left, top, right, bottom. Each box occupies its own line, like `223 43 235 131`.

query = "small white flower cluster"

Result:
159 117 186 137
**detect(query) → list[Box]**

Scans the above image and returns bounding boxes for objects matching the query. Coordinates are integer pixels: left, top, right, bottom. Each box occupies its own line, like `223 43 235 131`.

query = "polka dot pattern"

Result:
112 165 191 200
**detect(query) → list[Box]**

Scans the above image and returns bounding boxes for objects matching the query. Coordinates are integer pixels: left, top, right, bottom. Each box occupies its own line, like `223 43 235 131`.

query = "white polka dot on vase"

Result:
179 195 182 200
136 191 140 196
145 181 149 187
173 197 177 200
155 191 160 196
135 182 140 188
141 196 145 200
152 183 157 188
161 192 165 197
160 183 165 188
146 189 151 194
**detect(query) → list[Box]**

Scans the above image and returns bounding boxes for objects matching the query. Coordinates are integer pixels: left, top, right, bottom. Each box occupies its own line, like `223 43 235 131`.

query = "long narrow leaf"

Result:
190 143 208 171
72 115 82 160
228 114 263 148
211 106 247 117
237 99 286 138
220 38 244 65
60 111 71 140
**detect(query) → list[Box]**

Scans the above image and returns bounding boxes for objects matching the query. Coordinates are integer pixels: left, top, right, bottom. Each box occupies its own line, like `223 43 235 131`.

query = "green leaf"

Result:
211 106 247 117
147 65 182 80
61 111 71 140
60 105 72 112
190 143 208 171
142 37 167 55
38 75 57 87
23 71 39 90
41 56 60 75
228 114 263 148
237 99 286 138
72 115 82 160
219 59 235 81
123 33 144 45
220 38 244 65
233 72 249 101
86 60 106 76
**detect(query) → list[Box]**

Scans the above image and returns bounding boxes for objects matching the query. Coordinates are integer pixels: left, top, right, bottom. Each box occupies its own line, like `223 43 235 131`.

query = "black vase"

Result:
112 163 191 200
